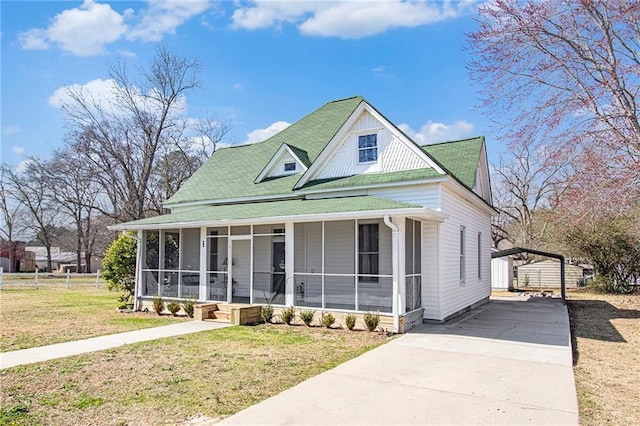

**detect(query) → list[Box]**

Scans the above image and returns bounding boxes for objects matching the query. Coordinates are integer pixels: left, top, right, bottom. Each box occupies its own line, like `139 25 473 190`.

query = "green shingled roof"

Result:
165 96 364 206
114 196 423 229
422 137 484 190
163 96 484 208
300 168 443 191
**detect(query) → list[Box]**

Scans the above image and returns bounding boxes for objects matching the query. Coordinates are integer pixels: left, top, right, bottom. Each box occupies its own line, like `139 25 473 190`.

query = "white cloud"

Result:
17 0 210 57
128 0 210 42
231 0 473 38
232 82 245 90
49 78 187 118
19 0 128 56
399 120 474 144
12 145 25 155
3 125 20 135
244 121 291 144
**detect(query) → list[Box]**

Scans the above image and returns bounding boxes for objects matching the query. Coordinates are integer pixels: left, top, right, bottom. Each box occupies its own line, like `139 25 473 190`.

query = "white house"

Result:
112 96 496 332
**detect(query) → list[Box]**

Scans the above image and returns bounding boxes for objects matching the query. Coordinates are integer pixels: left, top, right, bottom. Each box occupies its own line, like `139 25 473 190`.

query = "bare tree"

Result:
44 150 104 272
0 164 27 272
4 159 61 271
492 141 570 259
60 44 213 222
469 0 640 216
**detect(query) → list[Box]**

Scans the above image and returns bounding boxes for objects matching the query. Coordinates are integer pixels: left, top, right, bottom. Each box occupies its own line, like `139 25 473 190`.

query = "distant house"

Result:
0 240 28 272
112 96 496 332
517 259 593 288
25 247 101 273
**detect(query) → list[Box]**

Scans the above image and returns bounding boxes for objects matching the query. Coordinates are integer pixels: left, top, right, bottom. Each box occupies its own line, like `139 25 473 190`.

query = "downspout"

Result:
383 215 400 333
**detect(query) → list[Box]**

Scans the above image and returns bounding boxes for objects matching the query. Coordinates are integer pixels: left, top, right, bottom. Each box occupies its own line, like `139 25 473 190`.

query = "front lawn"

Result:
0 283 185 352
567 290 640 425
0 325 386 425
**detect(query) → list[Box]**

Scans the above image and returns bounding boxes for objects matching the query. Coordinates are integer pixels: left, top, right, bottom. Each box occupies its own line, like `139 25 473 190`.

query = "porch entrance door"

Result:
229 238 251 303
271 240 286 304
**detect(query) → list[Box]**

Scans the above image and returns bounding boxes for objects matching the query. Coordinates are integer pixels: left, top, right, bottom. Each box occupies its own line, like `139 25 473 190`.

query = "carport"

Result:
492 247 567 301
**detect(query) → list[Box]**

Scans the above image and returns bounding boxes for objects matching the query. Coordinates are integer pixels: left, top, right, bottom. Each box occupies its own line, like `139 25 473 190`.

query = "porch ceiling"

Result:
111 195 445 230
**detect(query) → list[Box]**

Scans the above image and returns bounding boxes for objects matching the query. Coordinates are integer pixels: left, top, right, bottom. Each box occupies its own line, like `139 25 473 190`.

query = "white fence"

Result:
0 267 104 290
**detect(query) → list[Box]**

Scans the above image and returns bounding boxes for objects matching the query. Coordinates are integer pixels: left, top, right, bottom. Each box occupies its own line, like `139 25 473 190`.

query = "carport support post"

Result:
560 255 566 302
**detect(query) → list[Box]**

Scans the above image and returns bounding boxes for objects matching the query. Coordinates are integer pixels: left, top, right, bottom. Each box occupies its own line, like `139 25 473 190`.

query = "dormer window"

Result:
358 134 378 163
284 162 297 172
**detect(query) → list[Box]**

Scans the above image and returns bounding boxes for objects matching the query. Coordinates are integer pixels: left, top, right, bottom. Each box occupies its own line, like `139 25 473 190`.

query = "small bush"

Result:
281 306 295 325
299 309 315 326
167 301 180 316
261 304 274 323
321 312 335 328
363 311 380 332
182 299 195 318
152 296 165 315
345 313 357 330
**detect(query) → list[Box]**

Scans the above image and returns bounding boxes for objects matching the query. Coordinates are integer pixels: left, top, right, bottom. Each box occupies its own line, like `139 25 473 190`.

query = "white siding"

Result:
315 111 430 179
370 184 440 209
421 221 440 320
438 186 492 320
307 183 441 210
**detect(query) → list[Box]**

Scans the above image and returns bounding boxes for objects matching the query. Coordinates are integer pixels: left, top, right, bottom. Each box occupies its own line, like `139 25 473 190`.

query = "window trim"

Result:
459 226 466 284
283 161 297 173
357 133 378 164
358 222 379 283
477 232 482 279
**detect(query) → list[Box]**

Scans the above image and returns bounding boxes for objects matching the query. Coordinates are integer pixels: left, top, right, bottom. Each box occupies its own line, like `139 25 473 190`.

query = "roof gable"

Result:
255 143 309 183
295 101 443 189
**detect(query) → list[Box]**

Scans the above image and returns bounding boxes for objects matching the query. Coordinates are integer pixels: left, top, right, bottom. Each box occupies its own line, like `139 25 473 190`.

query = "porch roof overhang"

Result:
110 195 446 231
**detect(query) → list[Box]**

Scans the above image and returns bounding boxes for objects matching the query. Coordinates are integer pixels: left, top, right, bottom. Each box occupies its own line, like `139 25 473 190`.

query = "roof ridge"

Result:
421 136 484 147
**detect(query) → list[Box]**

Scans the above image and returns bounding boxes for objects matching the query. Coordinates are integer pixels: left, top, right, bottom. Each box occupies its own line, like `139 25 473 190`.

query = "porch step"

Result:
212 310 232 321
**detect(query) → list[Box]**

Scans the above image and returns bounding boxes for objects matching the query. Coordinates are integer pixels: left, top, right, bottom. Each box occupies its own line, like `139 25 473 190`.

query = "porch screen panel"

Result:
325 275 355 310
207 228 228 301
405 219 422 312
142 231 159 296
252 235 285 305
180 228 200 299
294 222 322 273
162 231 180 298
358 276 392 313
294 222 322 307
324 221 356 311
324 221 355 274
294 275 322 308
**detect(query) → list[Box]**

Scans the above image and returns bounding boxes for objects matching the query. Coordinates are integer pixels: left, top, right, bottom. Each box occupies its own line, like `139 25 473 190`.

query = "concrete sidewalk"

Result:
0 320 229 370
220 297 578 425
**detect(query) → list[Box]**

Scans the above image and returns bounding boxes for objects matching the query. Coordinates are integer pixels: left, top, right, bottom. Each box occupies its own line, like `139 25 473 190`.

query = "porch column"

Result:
384 216 400 333
134 229 143 311
284 221 295 306
395 217 406 315
199 226 207 302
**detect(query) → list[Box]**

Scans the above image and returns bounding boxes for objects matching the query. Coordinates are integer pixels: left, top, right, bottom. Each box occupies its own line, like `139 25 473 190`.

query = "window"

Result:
284 162 296 172
460 226 466 283
358 223 379 282
358 134 378 163
477 232 482 279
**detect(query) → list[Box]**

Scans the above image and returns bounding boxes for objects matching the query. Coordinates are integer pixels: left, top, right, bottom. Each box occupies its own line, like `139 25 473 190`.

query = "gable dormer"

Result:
473 142 492 204
296 102 444 188
255 143 309 183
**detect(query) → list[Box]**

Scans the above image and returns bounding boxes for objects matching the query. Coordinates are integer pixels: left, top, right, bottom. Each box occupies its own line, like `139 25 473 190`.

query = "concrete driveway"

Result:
220 297 578 425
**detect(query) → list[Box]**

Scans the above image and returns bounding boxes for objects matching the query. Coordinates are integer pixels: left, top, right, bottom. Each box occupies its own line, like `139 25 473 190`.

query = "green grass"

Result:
0 284 185 352
0 325 387 425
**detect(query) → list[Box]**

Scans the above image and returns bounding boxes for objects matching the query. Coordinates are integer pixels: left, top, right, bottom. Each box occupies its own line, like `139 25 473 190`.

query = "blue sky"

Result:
1 0 500 169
